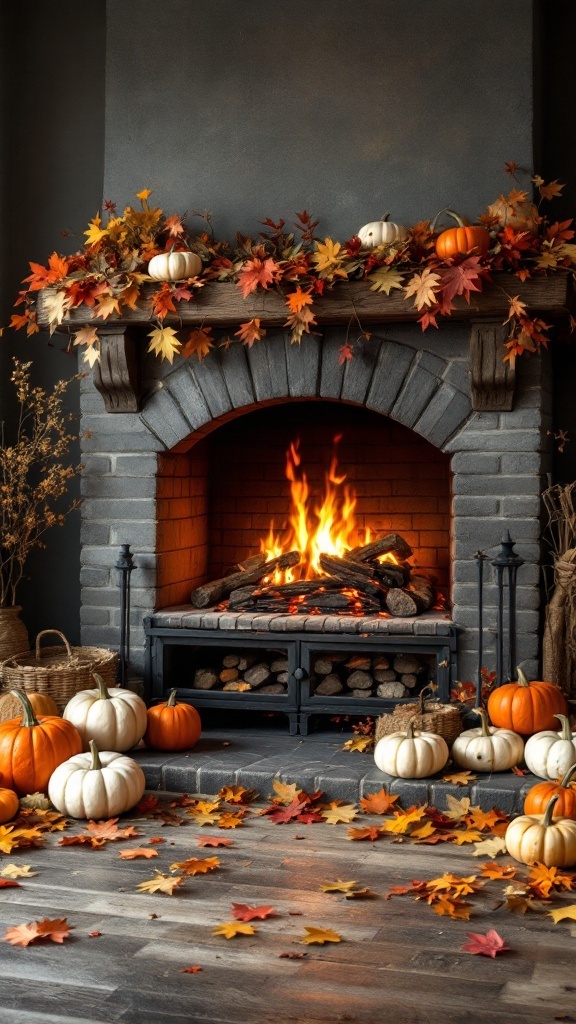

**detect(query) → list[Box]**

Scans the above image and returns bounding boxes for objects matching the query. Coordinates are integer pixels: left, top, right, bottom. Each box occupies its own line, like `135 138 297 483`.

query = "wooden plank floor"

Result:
0 800 575 1024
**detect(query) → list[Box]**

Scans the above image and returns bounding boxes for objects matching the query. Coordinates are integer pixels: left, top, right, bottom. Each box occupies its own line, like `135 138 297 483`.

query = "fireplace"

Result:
78 322 551 729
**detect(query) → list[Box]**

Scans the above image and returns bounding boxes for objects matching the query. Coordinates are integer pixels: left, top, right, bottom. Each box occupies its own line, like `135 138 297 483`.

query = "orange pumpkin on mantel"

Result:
0 689 58 724
145 689 201 752
433 208 491 259
523 763 576 820
0 690 81 796
0 787 19 825
487 667 568 735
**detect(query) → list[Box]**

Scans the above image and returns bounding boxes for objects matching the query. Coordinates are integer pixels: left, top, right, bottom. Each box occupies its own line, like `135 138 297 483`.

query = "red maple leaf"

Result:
231 904 275 922
266 798 311 824
152 283 177 320
462 930 510 958
338 343 354 364
440 256 484 305
237 257 281 298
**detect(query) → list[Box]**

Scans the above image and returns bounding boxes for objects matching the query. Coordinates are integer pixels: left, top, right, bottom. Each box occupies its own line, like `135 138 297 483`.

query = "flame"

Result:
260 435 381 584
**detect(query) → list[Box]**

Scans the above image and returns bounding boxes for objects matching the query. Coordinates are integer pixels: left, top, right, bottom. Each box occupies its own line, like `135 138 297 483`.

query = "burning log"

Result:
190 550 300 608
318 554 385 599
385 589 420 618
347 533 413 563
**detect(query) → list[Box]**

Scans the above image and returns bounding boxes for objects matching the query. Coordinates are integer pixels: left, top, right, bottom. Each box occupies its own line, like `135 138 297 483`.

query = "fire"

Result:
260 435 373 584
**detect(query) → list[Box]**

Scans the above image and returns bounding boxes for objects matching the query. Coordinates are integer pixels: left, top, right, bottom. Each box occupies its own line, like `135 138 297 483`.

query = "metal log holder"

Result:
491 531 524 686
115 543 136 686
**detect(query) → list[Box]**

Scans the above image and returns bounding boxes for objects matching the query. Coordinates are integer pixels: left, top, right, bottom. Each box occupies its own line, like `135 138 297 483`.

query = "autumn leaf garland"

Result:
8 169 576 368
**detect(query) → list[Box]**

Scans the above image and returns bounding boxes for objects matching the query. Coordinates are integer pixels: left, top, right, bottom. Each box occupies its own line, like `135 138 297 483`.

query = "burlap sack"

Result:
543 554 576 698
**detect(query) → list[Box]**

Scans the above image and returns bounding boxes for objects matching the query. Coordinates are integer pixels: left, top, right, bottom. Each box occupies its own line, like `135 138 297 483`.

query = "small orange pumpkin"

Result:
145 689 201 752
524 763 576 820
0 787 19 825
433 208 490 259
0 690 82 796
0 689 58 724
487 667 568 735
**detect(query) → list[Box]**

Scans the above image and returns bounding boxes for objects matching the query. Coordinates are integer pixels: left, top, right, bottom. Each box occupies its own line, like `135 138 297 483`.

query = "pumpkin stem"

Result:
559 762 576 789
9 689 39 728
555 714 573 742
405 719 416 739
516 667 530 687
93 673 111 701
379 212 390 222
89 739 102 772
431 208 466 232
543 793 561 827
472 707 491 737
166 689 178 708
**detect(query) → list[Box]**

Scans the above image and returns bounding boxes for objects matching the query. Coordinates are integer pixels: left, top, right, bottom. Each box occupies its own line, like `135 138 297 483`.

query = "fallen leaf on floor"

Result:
462 929 510 957
0 879 20 889
3 918 74 947
136 872 184 895
88 930 102 937
0 825 45 855
197 836 233 848
300 926 342 945
426 873 484 898
320 879 359 893
502 885 546 914
232 904 275 921
347 826 381 841
344 887 379 899
466 808 502 831
472 837 507 858
442 771 477 786
265 798 310 825
271 780 302 805
212 921 256 939
479 862 517 880
410 821 437 840
381 807 427 834
218 785 258 805
60 818 140 849
180 965 203 973
119 847 158 860
511 765 528 776
218 813 245 829
187 811 220 827
549 904 576 924
170 857 220 876
528 863 575 898
342 735 373 753
444 796 471 821
359 789 399 815
321 803 358 825
148 837 166 845
0 864 36 878
450 829 484 845
279 951 307 959
431 896 472 920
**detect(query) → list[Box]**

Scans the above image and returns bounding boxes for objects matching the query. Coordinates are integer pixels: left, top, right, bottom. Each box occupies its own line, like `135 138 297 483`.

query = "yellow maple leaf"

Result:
0 864 37 879
187 811 220 827
72 325 99 348
472 836 507 859
83 345 101 368
369 266 405 295
320 879 358 893
147 326 182 363
410 820 437 840
300 926 342 945
431 896 472 920
212 921 256 939
381 807 427 835
136 188 153 201
426 873 481 898
450 829 484 846
342 735 373 753
169 857 220 876
321 803 358 825
466 808 500 832
271 780 302 805
404 268 441 310
0 827 19 855
94 294 121 320
42 290 72 334
312 238 348 280
136 872 184 896
218 813 245 829
441 770 477 787
84 213 108 245
548 904 576 924
444 795 471 821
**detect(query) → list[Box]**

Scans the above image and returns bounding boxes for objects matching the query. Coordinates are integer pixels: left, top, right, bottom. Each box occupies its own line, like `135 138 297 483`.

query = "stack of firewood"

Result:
190 533 436 618
311 652 430 699
192 653 289 694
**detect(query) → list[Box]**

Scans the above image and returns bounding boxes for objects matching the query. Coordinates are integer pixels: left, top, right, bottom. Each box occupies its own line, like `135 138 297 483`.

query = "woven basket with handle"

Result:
0 630 117 713
375 684 464 747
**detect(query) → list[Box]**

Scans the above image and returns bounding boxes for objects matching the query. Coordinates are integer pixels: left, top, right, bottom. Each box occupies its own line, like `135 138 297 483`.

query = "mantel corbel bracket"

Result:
92 326 142 413
469 319 515 412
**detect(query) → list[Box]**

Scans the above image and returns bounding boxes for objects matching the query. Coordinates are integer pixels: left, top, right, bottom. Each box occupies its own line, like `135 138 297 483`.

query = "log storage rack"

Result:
36 273 575 414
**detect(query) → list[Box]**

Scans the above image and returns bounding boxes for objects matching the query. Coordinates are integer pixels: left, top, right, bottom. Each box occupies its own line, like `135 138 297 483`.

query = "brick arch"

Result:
139 330 472 453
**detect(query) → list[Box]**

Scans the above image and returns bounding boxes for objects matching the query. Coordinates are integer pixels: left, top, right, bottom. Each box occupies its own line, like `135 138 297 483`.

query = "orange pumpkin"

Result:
145 689 201 752
0 690 82 796
433 208 490 259
487 668 568 735
0 689 58 724
0 787 19 825
524 763 576 820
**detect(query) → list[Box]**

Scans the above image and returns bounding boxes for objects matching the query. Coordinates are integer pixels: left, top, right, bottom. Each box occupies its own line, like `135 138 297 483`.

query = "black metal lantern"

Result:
491 531 524 685
115 543 136 686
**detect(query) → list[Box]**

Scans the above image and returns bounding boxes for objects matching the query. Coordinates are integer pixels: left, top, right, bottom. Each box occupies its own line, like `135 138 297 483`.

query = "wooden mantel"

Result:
37 272 574 414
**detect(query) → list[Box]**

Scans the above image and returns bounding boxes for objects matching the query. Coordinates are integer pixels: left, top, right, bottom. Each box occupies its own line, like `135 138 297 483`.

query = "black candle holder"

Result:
491 531 524 685
115 543 136 686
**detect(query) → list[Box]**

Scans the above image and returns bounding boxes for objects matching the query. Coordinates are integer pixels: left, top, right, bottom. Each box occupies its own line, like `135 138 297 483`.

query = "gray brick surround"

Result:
79 323 552 680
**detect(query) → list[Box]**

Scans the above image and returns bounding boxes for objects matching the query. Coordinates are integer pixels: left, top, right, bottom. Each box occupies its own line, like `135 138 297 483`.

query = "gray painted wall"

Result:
104 0 534 239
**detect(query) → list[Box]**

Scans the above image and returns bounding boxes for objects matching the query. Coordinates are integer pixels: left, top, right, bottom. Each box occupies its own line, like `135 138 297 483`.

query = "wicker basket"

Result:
375 685 464 747
0 630 118 712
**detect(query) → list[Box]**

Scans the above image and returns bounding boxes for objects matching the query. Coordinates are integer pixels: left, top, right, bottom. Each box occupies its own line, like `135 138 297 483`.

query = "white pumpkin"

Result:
451 708 524 772
505 794 576 867
357 215 408 249
63 673 147 753
48 740 145 819
524 714 576 781
148 249 202 281
374 719 449 779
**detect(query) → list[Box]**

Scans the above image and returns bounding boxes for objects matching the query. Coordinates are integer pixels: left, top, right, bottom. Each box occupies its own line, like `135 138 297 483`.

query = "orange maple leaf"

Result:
235 319 266 347
286 287 314 314
237 257 281 298
3 918 74 947
231 904 275 921
479 862 517 880
152 283 177 320
359 789 399 815
217 785 258 805
24 252 70 291
180 965 203 974
431 896 472 920
528 863 574 898
347 826 382 842
119 847 158 860
197 836 233 848
181 327 214 361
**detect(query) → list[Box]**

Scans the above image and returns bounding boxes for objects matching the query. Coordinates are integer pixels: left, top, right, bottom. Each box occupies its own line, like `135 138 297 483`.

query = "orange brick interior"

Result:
156 402 452 609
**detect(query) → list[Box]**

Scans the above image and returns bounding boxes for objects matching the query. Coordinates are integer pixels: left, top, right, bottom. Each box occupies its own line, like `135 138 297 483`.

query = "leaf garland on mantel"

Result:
7 165 575 368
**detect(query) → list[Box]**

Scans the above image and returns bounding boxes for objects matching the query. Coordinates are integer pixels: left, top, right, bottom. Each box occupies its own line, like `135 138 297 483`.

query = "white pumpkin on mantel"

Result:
374 719 449 778
63 673 147 753
451 708 524 773
524 714 576 781
48 740 146 819
357 215 408 249
148 249 202 281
